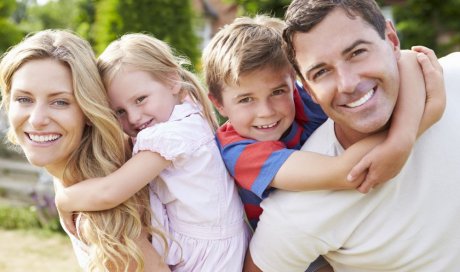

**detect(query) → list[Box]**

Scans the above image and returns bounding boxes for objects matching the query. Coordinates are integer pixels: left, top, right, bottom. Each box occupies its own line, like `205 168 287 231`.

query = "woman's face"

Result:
7 58 86 176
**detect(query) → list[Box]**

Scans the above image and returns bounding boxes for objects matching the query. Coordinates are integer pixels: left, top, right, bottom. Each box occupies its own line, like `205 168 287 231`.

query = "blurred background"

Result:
0 0 459 271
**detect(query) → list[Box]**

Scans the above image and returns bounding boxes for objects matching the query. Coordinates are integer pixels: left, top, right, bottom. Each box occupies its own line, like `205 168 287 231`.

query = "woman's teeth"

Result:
29 134 60 143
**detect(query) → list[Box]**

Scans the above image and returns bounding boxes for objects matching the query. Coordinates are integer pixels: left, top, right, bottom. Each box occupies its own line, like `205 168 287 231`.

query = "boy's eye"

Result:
238 97 253 104
135 96 146 104
272 89 286 96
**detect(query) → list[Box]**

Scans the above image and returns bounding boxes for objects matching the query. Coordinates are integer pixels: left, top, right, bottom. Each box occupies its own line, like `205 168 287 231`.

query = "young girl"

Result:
56 33 250 271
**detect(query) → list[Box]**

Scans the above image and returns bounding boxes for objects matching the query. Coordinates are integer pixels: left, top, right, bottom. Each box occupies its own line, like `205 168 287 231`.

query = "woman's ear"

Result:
208 94 227 118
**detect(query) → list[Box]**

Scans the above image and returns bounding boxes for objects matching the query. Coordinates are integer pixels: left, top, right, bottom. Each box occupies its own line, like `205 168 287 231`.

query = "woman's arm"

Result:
56 151 170 212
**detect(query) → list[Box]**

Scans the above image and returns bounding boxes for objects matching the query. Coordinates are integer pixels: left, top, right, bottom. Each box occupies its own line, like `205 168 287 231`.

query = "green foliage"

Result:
231 0 291 18
93 0 200 64
393 0 460 56
0 205 62 232
0 0 24 54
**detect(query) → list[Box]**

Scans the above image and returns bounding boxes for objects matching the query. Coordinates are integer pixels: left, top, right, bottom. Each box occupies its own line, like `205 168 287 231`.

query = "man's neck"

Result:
334 122 369 149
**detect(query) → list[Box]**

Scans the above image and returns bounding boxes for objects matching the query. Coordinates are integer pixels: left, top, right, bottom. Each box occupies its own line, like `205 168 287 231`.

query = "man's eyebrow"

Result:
304 39 372 79
342 39 371 56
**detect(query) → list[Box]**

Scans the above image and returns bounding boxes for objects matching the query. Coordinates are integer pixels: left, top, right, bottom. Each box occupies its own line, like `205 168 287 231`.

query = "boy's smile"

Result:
213 66 296 142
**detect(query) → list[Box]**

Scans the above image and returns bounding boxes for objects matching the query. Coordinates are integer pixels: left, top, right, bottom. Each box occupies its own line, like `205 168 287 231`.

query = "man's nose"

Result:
336 64 359 94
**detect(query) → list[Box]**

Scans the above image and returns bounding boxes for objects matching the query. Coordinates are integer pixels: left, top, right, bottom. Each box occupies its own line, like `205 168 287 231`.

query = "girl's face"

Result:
107 66 181 137
8 58 86 176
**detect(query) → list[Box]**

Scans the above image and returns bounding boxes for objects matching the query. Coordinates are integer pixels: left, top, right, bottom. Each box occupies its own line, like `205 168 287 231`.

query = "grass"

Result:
0 203 62 232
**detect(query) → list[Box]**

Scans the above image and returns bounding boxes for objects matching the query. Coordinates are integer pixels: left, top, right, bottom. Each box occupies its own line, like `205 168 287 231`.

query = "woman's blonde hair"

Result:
97 33 218 130
0 29 166 271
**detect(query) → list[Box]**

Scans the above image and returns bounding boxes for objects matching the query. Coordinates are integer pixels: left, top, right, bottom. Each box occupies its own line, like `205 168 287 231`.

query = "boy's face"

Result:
213 66 296 141
293 8 401 141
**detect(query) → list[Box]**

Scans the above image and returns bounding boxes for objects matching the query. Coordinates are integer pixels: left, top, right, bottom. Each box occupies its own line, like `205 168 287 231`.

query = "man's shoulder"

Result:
301 119 341 155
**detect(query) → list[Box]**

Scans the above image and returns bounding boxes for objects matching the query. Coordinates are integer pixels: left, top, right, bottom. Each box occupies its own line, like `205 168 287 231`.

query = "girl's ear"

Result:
208 94 227 118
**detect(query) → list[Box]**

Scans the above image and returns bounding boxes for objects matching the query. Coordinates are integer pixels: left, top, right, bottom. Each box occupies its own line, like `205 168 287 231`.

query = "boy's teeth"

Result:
346 89 374 108
29 134 60 143
258 122 277 129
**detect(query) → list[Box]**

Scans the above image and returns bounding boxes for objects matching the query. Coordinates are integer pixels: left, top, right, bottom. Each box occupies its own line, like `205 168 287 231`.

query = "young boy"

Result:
202 14 443 234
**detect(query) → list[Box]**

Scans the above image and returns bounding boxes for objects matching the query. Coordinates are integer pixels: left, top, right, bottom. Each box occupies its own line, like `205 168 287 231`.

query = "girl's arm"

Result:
349 47 445 193
55 151 170 212
271 48 445 192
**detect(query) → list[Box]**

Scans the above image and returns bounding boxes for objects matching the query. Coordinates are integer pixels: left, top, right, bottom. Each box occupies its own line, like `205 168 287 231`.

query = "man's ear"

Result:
385 20 401 60
208 94 227 118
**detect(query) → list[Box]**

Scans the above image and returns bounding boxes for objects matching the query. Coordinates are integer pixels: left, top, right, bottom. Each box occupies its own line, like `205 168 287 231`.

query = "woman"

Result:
0 29 169 272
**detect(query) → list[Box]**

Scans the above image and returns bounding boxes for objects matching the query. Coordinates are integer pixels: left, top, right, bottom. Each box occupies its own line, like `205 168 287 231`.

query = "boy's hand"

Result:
348 137 411 193
412 46 446 125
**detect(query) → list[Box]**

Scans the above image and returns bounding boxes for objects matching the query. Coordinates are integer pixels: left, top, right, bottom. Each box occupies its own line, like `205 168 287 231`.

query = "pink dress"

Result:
133 101 250 272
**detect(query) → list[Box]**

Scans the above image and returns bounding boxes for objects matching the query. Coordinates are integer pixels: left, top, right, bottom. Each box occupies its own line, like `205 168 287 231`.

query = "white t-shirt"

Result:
250 52 460 272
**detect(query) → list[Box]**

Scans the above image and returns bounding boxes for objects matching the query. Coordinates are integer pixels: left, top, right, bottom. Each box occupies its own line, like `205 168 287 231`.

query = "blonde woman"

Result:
0 29 169 272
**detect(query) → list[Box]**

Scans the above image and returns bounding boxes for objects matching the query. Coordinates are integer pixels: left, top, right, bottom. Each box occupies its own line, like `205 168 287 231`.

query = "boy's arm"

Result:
55 151 170 212
348 48 445 193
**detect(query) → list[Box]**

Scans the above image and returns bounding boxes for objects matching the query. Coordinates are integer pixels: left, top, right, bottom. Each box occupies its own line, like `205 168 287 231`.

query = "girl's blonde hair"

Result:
97 33 218 130
0 29 166 272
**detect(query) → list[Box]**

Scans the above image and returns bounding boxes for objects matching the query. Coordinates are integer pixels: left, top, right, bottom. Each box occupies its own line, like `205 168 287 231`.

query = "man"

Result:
245 0 460 271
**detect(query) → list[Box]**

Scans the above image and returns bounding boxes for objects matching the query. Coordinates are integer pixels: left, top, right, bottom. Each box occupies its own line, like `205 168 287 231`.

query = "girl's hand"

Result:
54 182 77 235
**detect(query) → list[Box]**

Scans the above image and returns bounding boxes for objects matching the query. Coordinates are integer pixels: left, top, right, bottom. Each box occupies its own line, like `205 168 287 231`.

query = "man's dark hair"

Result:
283 0 386 79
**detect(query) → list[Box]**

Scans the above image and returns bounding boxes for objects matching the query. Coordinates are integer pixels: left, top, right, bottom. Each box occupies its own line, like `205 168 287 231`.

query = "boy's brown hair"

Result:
202 15 294 104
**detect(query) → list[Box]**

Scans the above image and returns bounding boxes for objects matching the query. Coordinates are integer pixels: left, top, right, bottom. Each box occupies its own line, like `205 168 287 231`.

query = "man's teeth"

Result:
257 122 277 129
346 89 374 108
29 134 60 143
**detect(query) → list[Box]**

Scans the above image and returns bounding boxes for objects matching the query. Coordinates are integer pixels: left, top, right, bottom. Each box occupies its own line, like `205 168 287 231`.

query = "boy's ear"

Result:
208 94 228 117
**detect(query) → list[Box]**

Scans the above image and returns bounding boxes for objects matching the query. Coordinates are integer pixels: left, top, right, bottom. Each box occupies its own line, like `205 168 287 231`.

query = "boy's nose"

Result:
258 101 275 117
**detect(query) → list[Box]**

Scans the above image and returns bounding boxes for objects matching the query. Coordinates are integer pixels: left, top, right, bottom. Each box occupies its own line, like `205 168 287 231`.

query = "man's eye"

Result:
313 69 328 80
351 48 366 58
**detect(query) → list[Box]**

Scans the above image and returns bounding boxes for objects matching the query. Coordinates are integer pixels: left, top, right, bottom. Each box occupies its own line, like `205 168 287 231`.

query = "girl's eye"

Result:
115 109 126 116
136 96 146 104
238 97 253 104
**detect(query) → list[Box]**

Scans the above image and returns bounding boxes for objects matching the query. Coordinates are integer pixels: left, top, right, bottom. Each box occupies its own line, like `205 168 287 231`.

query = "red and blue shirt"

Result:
216 82 327 229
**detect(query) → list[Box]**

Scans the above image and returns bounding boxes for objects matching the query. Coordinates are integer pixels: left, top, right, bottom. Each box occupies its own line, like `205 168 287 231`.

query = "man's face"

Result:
293 8 401 145
212 66 296 142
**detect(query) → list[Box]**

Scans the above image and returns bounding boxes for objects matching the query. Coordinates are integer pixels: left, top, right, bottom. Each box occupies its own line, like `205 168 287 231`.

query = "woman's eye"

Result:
53 100 69 106
16 97 32 104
